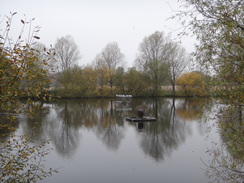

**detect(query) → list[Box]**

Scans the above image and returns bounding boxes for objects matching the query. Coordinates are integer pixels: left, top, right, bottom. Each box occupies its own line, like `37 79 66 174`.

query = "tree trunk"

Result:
172 82 175 94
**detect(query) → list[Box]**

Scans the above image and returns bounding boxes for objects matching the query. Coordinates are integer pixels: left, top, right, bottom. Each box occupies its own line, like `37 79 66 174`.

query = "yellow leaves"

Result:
14 91 18 97
0 14 52 113
176 71 206 96
0 134 57 182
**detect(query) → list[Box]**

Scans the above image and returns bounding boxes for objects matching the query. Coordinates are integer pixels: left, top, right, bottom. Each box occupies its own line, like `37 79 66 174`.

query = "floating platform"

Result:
116 94 132 98
126 116 156 122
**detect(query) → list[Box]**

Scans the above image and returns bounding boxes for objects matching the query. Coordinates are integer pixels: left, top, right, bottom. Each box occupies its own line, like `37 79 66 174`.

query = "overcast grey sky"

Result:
1 0 195 67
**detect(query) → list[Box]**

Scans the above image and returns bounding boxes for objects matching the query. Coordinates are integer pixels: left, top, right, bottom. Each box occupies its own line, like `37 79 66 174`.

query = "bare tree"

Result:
135 31 171 95
54 35 81 71
94 42 124 91
166 41 188 94
93 56 108 88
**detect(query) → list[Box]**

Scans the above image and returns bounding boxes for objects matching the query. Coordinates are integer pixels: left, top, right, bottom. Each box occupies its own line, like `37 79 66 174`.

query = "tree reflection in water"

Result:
137 98 209 162
95 100 124 150
14 98 244 182
137 99 182 161
18 98 210 160
47 101 80 157
204 103 244 183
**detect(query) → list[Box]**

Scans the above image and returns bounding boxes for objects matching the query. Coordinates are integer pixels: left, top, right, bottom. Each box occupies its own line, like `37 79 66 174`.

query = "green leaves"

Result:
0 135 57 183
204 103 244 183
0 12 56 182
173 0 244 103
0 13 53 112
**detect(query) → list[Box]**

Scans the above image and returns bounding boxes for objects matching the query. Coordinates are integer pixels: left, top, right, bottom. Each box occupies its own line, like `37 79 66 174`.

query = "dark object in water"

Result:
126 107 156 122
137 109 144 118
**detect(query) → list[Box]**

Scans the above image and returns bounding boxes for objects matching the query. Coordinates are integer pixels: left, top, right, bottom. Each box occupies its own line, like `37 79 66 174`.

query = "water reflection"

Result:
5 97 243 183
176 98 206 120
204 103 244 183
137 98 196 162
18 98 209 161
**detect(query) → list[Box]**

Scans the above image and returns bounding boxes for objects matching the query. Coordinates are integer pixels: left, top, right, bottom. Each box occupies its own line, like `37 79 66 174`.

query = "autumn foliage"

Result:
0 13 57 182
176 71 206 97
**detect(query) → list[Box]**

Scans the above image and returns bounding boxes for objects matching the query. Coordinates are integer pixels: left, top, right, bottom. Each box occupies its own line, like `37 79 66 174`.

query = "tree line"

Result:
39 32 193 98
0 1 242 105
2 0 243 100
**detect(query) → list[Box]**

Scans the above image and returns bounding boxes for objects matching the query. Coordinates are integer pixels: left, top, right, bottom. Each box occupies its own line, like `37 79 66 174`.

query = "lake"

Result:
13 97 224 183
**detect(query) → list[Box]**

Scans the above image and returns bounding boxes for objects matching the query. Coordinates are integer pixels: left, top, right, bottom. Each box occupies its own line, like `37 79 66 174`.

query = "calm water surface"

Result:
16 98 220 183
